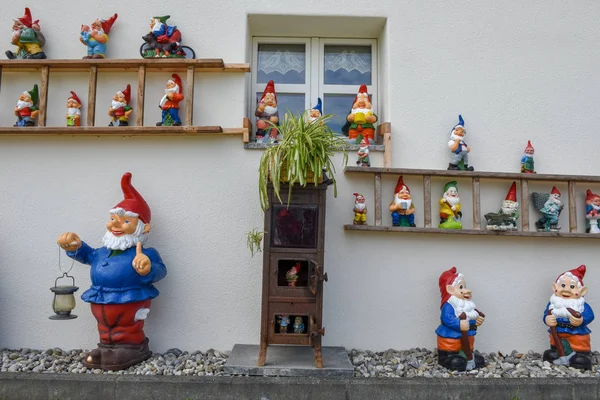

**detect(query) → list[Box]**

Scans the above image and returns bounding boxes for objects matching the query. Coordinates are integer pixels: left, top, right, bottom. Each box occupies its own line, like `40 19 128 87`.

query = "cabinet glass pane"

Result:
258 43 306 84
323 94 355 135
271 205 318 248
324 45 372 85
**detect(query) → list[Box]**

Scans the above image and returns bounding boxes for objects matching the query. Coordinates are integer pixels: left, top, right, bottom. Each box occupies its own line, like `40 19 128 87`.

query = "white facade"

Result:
0 1 599 354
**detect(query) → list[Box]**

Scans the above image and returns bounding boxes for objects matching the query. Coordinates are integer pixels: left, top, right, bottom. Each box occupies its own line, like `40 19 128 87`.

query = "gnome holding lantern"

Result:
435 267 485 371
439 181 462 229
66 91 82 127
532 186 563 232
341 84 377 143
80 14 118 59
255 80 279 142
108 85 133 127
389 176 415 227
447 115 474 171
543 265 595 370
56 173 167 371
484 182 519 231
585 190 600 234
353 193 368 225
14 84 39 127
6 7 46 59
157 74 184 126
521 141 536 174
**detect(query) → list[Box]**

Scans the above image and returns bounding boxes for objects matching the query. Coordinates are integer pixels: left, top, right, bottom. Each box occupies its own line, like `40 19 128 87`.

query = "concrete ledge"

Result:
1 373 600 400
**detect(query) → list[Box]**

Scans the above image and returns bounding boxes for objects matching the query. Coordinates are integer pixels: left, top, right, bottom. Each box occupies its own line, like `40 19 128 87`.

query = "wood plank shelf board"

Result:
0 126 248 136
344 166 600 183
344 224 600 239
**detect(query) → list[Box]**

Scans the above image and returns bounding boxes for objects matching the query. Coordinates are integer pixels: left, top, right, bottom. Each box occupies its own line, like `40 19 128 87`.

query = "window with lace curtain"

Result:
250 37 377 141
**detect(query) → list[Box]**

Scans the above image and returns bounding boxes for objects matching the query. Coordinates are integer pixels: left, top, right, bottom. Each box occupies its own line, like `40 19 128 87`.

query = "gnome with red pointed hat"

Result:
6 7 46 59
532 186 563 231
255 80 279 142
389 176 415 227
352 193 368 225
484 182 520 231
585 189 600 233
57 173 167 371
543 265 595 370
157 74 184 126
108 84 133 127
435 267 485 371
521 141 536 173
80 13 118 59
66 91 82 127
342 84 377 143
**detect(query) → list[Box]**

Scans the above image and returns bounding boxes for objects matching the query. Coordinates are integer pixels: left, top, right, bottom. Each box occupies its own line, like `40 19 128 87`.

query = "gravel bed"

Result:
2 347 600 378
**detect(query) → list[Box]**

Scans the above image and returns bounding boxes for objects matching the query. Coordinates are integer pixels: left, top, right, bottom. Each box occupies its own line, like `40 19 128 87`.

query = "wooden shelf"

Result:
0 124 248 137
0 59 250 73
344 224 600 239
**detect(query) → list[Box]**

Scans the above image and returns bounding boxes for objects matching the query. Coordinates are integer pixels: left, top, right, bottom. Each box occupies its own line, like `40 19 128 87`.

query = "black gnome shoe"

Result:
437 349 468 371
464 165 474 171
543 346 559 363
570 352 592 370
447 163 460 171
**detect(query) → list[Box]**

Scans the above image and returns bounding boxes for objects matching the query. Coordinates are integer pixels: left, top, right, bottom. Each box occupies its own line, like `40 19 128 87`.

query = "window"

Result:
251 37 377 140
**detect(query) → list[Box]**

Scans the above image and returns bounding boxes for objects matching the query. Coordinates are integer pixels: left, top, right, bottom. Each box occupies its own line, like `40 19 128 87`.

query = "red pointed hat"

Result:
113 173 151 224
394 176 410 194
586 189 600 202
68 91 81 105
168 74 183 93
557 265 586 286
354 84 369 103
505 181 517 202
117 84 131 104
551 186 561 196
17 7 33 28
100 13 118 34
260 80 276 102
353 192 364 201
439 267 459 308
525 140 534 152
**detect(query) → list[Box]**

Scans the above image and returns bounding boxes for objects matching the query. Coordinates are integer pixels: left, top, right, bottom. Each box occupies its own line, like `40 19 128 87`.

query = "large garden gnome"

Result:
342 84 377 143
389 176 415 227
447 115 474 171
435 267 485 371
6 7 46 59
57 173 167 371
255 80 279 142
543 265 594 370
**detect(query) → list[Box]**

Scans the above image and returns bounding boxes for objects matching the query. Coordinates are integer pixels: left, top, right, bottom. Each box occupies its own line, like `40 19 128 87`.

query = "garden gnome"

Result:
80 13 118 59
308 98 322 122
157 74 184 126
532 186 563 231
447 115 474 171
293 317 305 334
286 262 301 286
150 15 181 44
14 84 39 126
66 91 82 127
108 85 133 127
543 265 595 370
353 193 367 225
484 182 519 231
6 7 46 59
435 267 485 371
389 176 415 227
255 80 279 142
585 190 600 234
356 138 371 167
342 84 377 143
56 172 167 371
278 315 291 333
521 141 536 173
439 181 462 229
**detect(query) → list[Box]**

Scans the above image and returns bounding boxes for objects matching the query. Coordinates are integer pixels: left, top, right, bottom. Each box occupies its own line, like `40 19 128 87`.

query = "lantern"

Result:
49 272 79 320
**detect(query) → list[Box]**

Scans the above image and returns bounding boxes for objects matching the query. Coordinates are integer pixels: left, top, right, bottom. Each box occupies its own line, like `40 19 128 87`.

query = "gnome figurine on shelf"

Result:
439 181 462 229
389 176 415 227
585 190 600 234
484 182 519 231
157 74 184 126
352 193 368 225
307 98 322 123
543 265 595 370
255 80 279 143
56 173 167 371
521 141 536 174
108 85 133 127
14 84 39 127
532 186 563 232
6 7 46 60
342 84 377 144
80 14 118 59
66 91 82 127
435 267 485 371
447 115 474 171
356 138 371 167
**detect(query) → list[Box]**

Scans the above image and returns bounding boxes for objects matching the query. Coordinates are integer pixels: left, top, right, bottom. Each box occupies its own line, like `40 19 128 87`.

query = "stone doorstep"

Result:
224 344 354 377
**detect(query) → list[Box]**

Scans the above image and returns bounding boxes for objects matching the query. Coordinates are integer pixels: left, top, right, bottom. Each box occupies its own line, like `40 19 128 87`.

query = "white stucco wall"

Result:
0 1 599 355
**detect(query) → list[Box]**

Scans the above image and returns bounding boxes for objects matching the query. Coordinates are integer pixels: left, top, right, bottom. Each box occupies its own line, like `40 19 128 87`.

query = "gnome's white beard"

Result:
102 222 148 251
111 100 127 110
264 105 277 115
549 294 585 318
450 133 465 142
444 195 460 206
352 107 371 114
448 295 479 319
523 153 533 159
152 21 164 33
160 86 179 107
67 108 81 116
17 100 32 110
355 202 366 211
394 196 411 209
591 204 600 211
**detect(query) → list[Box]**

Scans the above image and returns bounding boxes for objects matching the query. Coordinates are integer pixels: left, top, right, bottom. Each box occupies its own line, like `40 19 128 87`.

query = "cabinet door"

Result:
269 254 320 298
268 302 313 345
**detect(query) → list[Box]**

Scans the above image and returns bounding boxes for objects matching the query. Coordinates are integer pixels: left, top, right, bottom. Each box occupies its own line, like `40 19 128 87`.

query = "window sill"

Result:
244 142 386 152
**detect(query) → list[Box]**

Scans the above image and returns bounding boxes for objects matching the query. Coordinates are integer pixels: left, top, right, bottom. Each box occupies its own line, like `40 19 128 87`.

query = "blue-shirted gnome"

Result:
435 267 485 371
57 172 167 371
447 115 474 171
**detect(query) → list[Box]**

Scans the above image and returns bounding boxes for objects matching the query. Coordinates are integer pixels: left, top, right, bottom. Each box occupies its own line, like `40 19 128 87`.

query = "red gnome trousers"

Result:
90 300 151 345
